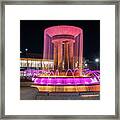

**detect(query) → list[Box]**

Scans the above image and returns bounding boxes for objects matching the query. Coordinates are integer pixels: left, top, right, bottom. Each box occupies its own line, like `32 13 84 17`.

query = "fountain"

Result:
28 25 100 92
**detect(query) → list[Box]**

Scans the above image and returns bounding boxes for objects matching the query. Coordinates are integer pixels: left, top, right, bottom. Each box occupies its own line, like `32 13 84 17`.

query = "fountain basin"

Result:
32 76 100 86
31 84 100 92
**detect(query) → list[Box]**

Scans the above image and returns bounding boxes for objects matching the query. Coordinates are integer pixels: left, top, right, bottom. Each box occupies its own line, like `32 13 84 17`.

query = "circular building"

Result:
43 25 83 75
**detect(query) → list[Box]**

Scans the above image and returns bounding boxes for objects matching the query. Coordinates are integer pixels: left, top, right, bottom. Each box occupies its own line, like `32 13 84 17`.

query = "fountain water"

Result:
30 68 100 86
65 69 74 76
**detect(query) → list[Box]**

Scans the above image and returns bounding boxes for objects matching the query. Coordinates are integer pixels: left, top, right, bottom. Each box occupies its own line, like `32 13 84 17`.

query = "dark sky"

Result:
20 20 100 60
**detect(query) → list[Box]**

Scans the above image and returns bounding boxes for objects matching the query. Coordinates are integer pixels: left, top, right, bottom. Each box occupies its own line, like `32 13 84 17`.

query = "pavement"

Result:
20 86 100 100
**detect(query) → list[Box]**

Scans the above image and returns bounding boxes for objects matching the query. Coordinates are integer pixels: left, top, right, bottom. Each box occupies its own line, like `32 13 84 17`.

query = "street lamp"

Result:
25 48 28 69
95 58 99 69
25 48 28 52
20 51 22 68
85 63 87 67
95 58 99 63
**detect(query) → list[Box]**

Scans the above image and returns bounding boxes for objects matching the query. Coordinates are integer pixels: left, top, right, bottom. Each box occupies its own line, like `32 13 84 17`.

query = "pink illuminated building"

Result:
43 25 83 76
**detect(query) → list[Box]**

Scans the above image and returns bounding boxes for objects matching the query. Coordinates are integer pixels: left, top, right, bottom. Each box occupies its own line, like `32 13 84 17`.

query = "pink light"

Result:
44 25 82 37
33 77 100 86
43 25 83 75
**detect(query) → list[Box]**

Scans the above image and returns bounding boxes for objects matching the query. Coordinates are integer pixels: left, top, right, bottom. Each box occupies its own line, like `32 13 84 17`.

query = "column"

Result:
58 41 63 71
76 37 79 68
64 42 69 70
79 32 83 76
69 42 74 69
53 42 58 70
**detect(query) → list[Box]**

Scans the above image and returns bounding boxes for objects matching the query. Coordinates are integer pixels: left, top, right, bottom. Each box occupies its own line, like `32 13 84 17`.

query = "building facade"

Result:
20 58 54 70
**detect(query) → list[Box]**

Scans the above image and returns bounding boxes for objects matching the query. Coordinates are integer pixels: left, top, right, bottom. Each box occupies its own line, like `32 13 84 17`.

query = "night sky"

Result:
20 20 100 60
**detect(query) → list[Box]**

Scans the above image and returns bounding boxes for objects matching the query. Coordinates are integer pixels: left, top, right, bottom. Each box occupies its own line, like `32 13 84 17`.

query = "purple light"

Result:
33 77 99 86
22 69 100 86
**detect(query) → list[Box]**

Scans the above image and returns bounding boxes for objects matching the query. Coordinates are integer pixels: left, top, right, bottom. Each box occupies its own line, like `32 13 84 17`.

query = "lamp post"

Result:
25 48 28 70
95 58 99 70
85 63 87 67
20 51 22 68
20 51 23 77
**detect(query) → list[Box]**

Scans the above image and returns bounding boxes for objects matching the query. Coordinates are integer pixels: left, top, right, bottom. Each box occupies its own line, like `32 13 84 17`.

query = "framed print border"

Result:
0 0 119 119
